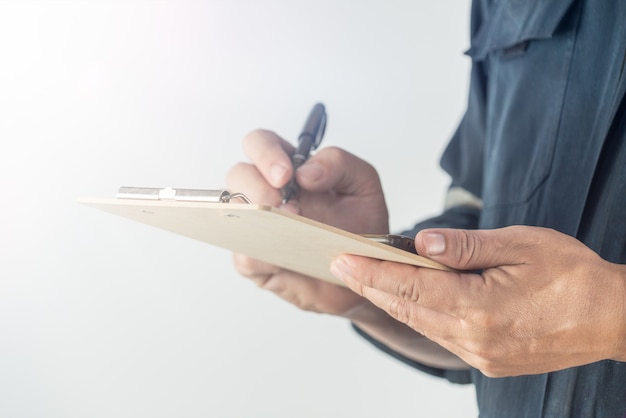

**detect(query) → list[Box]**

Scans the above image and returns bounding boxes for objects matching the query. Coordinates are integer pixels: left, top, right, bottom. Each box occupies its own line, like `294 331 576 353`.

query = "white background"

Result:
0 1 477 417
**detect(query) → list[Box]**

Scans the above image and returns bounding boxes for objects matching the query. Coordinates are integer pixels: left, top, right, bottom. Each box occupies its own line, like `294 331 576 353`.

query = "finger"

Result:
333 260 490 367
242 129 295 189
337 266 463 338
296 146 383 197
415 226 539 271
232 252 281 286
226 162 284 207
261 270 364 315
233 253 363 315
334 262 494 372
330 255 483 317
329 256 516 371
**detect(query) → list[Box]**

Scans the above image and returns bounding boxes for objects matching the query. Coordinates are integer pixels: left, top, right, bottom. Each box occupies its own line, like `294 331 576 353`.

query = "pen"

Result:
281 103 327 204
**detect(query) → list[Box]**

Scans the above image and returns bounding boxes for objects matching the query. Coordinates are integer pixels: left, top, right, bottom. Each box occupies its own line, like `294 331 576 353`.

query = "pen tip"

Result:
281 190 292 205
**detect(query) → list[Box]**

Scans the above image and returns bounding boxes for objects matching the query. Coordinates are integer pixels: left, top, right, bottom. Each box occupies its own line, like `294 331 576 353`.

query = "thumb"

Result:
415 227 525 271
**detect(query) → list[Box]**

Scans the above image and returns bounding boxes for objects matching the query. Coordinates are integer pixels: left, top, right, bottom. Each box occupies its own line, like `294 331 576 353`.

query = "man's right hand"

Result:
225 129 467 370
225 129 389 317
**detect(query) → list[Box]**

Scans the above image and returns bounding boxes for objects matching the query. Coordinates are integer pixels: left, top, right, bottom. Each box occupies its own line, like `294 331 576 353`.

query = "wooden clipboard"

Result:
78 191 449 285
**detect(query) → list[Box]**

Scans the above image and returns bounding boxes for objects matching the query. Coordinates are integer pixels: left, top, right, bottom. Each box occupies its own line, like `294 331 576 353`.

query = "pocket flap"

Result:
466 0 576 60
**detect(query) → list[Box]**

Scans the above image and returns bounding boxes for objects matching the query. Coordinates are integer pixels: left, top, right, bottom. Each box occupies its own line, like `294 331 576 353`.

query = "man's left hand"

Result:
330 225 626 377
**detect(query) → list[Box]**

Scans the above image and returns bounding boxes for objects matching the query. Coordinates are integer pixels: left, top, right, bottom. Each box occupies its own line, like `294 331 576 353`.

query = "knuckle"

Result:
349 280 366 297
242 130 262 152
387 297 411 325
474 358 501 377
316 146 353 169
225 162 251 185
232 253 277 284
465 335 511 377
242 129 286 160
477 344 499 364
469 344 501 376
461 311 513 376
473 309 498 330
320 145 344 160
231 253 257 278
243 128 274 145
290 293 322 313
322 146 377 176
455 230 482 266
396 278 422 304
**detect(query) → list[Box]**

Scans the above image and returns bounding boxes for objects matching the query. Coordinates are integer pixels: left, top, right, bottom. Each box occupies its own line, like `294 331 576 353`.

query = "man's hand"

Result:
331 225 626 377
225 130 467 370
226 129 388 317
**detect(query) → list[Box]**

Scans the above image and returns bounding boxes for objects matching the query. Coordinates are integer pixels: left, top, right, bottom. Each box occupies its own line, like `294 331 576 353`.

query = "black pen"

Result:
281 103 327 204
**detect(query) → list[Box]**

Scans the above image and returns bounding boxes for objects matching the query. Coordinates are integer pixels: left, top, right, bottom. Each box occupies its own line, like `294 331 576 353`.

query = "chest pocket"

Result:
468 0 578 209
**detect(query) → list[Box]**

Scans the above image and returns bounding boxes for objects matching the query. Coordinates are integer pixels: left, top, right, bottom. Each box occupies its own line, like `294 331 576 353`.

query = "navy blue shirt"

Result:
356 0 626 416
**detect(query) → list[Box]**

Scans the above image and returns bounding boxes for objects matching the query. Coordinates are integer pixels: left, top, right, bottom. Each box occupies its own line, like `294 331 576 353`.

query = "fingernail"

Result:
330 257 352 282
297 162 323 182
270 164 288 185
424 232 446 256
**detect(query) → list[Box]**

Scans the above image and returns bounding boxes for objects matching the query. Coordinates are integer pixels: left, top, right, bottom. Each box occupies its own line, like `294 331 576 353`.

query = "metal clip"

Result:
116 187 252 203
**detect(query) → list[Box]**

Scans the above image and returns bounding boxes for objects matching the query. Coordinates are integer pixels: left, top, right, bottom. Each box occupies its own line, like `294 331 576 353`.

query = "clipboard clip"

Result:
116 187 252 203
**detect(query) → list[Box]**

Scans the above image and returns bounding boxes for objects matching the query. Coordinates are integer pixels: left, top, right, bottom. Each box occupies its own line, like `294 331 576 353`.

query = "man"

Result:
227 0 626 415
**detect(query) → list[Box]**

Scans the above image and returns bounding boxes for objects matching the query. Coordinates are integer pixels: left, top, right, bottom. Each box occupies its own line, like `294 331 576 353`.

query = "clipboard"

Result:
78 187 450 285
